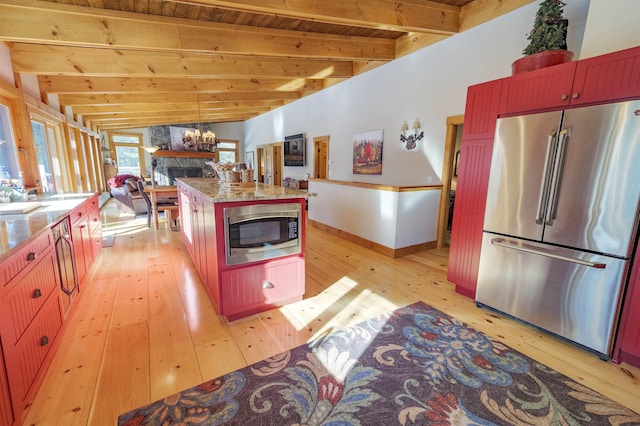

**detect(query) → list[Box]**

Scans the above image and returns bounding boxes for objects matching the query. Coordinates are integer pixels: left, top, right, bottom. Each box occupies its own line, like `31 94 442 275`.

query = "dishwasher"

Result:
52 216 78 316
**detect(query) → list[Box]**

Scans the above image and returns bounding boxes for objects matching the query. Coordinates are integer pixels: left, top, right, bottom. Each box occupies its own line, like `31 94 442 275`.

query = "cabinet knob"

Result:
27 251 37 262
40 336 49 346
572 93 580 99
33 288 42 298
561 94 568 100
262 281 275 289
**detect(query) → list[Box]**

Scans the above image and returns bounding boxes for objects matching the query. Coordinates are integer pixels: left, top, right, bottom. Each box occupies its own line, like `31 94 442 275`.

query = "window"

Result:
31 120 55 193
216 140 239 163
0 102 19 186
111 132 145 176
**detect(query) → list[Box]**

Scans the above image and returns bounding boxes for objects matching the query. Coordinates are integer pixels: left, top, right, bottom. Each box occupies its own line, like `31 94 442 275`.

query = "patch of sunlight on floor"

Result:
279 276 359 331
102 218 148 236
287 286 401 386
279 275 400 340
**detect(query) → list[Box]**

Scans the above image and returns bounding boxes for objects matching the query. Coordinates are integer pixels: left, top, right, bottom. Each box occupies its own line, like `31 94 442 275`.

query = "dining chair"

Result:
136 180 181 230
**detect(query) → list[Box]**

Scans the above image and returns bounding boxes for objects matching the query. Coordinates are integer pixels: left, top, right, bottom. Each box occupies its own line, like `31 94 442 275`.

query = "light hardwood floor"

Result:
23 199 640 425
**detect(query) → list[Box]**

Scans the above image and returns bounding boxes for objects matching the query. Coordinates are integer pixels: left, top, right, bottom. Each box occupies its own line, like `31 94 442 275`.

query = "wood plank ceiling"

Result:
1 0 533 131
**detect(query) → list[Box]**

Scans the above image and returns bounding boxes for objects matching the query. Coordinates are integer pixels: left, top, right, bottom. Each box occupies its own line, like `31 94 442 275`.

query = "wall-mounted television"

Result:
284 133 305 166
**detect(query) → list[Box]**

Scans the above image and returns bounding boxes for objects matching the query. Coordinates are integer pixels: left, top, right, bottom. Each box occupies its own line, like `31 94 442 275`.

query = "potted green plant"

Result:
512 0 574 75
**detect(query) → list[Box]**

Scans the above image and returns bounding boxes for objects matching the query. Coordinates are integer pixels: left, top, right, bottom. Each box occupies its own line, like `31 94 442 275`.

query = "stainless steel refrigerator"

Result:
476 100 640 359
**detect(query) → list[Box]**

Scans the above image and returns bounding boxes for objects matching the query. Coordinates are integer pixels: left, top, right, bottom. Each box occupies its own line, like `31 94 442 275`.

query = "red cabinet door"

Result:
447 137 495 298
179 186 195 259
571 45 640 106
461 79 503 140
5 294 62 415
71 216 89 284
613 253 640 367
499 61 576 115
0 343 14 426
448 80 502 299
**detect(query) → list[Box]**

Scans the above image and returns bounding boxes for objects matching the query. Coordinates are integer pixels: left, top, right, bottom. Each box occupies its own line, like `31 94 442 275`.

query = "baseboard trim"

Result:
307 219 435 258
98 191 111 208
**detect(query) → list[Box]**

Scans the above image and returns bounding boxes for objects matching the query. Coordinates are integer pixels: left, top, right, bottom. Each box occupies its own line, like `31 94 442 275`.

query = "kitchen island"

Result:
175 178 313 321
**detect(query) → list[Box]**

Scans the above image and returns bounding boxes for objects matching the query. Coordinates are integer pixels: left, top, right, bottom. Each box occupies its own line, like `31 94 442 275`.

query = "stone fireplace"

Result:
152 156 215 186
148 124 220 185
167 166 203 185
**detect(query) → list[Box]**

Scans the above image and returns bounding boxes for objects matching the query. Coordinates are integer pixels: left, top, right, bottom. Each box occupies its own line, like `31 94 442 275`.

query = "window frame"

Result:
215 139 239 163
109 131 147 177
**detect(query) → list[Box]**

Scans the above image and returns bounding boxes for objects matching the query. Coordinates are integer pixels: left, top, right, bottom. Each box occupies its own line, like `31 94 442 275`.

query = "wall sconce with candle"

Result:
400 119 424 150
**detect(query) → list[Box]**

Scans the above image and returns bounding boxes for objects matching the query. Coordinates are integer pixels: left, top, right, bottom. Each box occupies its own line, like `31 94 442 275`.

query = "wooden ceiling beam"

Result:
172 0 461 34
72 100 285 114
459 0 535 32
11 44 355 78
88 113 254 127
0 0 395 60
39 75 324 94
80 106 272 119
58 91 301 106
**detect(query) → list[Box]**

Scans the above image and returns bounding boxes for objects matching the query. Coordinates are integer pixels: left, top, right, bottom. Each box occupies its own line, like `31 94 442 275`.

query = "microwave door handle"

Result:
536 130 559 224
228 213 297 225
544 128 570 226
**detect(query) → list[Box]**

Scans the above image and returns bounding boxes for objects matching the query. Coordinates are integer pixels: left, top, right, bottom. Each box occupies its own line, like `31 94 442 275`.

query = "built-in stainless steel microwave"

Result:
224 203 301 265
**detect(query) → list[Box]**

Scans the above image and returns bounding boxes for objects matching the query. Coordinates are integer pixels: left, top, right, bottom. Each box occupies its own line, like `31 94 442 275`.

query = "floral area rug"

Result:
118 301 640 425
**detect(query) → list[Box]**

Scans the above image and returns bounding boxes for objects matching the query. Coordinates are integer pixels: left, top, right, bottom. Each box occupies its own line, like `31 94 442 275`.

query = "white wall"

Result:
18 74 40 99
581 0 640 59
0 43 14 85
242 0 593 186
308 180 441 248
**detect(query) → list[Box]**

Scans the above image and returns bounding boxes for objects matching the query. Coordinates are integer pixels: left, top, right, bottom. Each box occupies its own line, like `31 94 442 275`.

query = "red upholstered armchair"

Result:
107 175 147 215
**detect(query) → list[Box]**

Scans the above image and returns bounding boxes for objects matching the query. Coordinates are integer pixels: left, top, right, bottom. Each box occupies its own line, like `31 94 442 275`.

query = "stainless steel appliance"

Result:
52 216 78 315
224 203 301 266
476 100 640 358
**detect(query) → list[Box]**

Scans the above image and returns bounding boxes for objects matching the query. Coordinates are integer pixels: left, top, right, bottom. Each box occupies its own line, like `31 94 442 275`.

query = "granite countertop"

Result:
0 193 94 261
175 178 316 202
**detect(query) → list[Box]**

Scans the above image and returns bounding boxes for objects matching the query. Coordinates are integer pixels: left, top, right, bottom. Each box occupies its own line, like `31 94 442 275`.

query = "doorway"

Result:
256 142 283 185
313 135 329 179
437 115 464 249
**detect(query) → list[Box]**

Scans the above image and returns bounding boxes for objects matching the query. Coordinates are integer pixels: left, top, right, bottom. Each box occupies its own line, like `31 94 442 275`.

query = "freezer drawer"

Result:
476 233 628 357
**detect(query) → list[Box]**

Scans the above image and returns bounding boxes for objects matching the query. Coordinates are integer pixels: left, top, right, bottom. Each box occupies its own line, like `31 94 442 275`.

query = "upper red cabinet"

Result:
500 45 640 116
571 45 640 106
461 78 503 140
499 61 577 115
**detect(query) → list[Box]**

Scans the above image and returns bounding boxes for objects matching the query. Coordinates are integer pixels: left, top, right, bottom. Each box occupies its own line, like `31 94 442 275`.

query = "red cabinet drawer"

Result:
221 257 305 316
87 196 101 235
1 231 53 291
5 294 62 409
2 250 59 345
69 202 88 225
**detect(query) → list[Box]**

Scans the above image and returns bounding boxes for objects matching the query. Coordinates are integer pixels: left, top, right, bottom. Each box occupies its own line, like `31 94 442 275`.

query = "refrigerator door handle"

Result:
535 130 559 224
545 128 570 226
491 238 607 268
